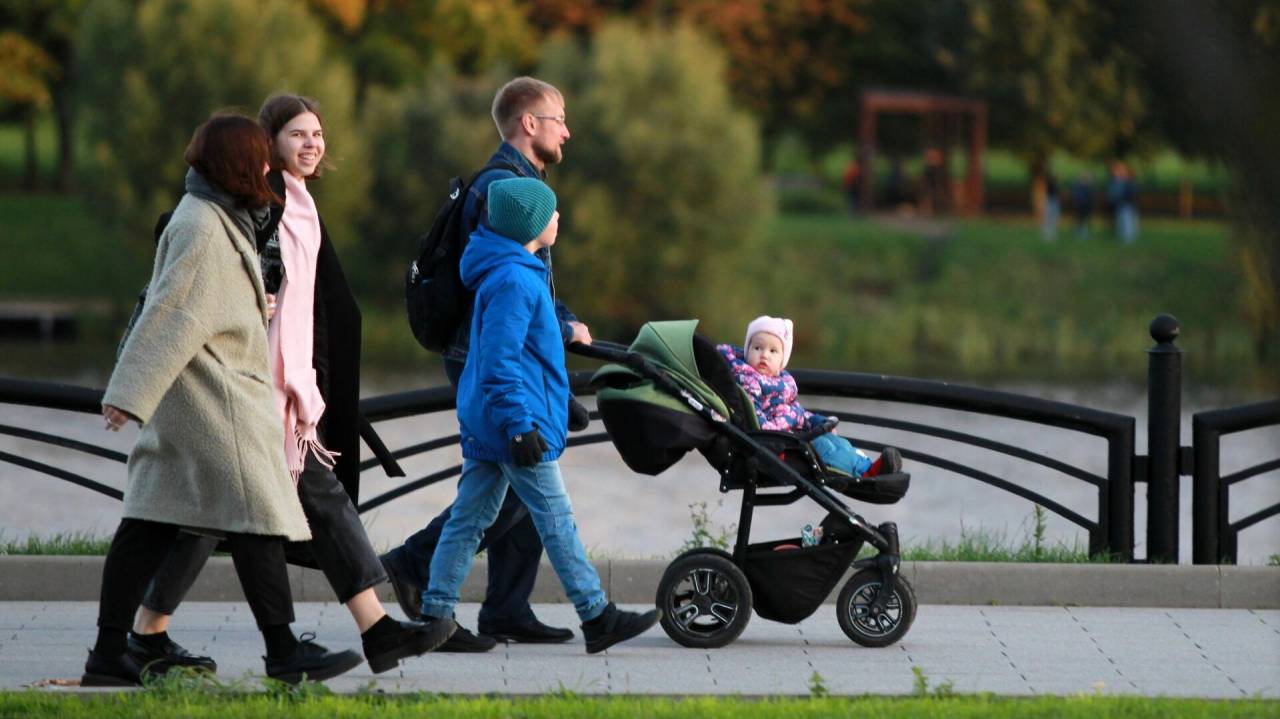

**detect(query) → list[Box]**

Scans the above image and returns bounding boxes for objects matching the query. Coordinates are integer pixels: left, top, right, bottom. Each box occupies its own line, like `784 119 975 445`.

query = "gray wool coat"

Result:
103 192 311 541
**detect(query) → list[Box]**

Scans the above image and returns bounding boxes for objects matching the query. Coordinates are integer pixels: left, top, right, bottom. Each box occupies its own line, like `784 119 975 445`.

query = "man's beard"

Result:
533 141 562 167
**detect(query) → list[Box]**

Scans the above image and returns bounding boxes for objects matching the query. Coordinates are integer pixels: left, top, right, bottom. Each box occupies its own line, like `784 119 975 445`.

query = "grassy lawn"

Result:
0 691 1274 718
0 193 145 300
709 212 1260 387
0 685 1269 711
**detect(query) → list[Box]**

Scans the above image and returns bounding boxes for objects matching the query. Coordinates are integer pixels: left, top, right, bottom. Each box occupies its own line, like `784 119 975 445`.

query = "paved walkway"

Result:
2 602 1277 698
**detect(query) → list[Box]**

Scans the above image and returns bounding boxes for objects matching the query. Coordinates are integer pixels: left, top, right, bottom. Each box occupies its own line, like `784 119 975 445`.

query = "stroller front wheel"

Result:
836 569 917 648
656 551 753 648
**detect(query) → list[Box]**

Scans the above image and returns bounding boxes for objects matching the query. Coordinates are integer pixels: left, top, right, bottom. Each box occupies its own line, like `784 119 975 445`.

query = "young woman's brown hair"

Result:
184 112 278 208
258 94 334 178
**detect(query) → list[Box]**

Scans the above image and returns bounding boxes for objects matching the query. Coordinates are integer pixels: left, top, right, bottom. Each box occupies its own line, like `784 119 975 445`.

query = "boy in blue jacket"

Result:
418 178 660 654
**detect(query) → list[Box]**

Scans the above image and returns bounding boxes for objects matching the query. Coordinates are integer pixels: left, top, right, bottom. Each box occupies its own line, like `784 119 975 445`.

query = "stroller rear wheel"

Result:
836 569 916 648
656 551 752 648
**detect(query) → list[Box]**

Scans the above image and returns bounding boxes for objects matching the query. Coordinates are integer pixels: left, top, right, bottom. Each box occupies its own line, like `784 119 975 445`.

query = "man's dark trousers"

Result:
399 357 544 628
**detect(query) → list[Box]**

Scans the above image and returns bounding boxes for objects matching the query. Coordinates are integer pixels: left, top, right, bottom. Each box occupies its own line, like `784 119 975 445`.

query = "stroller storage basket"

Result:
743 538 862 624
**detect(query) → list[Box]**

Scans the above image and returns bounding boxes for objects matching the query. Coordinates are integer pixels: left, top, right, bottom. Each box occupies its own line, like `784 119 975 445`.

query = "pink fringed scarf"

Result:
268 172 338 482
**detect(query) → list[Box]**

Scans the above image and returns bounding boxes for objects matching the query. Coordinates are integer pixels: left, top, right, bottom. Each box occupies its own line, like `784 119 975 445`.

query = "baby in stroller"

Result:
717 315 902 479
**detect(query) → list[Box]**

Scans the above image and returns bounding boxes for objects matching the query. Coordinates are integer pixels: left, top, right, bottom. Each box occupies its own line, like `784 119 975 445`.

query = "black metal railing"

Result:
1191 399 1280 564
1 315 1273 564
791 369 1134 559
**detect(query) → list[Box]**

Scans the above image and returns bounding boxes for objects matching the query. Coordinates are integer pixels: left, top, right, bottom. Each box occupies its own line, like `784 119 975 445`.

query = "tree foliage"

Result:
673 0 872 151
538 20 769 335
76 0 367 249
356 65 507 289
0 31 56 107
965 0 1148 167
1135 0 1280 362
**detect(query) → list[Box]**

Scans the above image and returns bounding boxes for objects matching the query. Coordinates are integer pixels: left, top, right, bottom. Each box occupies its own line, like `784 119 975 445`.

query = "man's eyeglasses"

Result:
531 114 566 126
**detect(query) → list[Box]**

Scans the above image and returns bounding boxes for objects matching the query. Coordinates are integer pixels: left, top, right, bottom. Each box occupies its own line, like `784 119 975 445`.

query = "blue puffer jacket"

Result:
455 225 568 463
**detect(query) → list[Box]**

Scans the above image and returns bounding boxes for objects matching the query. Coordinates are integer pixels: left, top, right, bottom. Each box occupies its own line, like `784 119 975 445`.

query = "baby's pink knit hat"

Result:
744 315 794 368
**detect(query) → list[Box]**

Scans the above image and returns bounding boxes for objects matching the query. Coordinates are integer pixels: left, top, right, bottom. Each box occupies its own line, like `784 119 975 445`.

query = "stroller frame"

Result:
576 336 915 648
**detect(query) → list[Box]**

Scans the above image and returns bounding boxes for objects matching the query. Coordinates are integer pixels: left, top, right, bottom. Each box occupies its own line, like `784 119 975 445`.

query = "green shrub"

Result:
538 20 771 338
354 65 508 296
75 0 367 250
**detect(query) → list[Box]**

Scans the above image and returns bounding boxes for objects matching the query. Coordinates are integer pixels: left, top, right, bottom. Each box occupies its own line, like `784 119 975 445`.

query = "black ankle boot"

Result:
581 603 662 654
82 649 147 687
263 633 363 685
362 616 456 673
128 632 217 674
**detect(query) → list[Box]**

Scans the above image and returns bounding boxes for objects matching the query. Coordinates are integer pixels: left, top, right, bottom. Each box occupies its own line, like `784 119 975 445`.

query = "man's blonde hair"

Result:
492 77 563 140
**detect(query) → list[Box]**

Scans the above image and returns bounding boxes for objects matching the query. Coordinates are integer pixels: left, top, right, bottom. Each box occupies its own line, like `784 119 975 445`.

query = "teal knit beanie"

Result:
486 177 557 244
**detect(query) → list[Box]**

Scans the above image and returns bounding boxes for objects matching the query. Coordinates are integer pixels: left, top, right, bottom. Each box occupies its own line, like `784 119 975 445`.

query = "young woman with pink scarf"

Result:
128 96 454 676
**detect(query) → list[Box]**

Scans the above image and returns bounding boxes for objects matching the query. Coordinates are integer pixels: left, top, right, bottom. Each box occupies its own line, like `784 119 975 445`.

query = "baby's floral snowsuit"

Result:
717 344 829 431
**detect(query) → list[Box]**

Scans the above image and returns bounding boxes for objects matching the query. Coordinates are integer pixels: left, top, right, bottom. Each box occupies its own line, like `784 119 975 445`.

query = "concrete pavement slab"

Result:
1 602 1277 698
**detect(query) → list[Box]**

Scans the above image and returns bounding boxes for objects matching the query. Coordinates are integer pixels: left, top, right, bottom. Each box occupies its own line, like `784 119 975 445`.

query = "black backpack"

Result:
405 161 519 352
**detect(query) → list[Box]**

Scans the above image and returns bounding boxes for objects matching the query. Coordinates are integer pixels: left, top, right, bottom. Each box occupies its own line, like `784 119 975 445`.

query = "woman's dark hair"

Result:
184 112 278 209
258 93 333 178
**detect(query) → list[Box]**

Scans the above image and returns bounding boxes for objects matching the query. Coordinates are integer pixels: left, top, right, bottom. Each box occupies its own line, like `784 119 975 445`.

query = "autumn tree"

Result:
1137 0 1280 368
76 0 367 248
965 0 1149 190
0 0 87 191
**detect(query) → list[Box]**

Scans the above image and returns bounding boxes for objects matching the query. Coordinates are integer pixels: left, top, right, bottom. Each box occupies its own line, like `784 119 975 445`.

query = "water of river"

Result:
2 373 1276 564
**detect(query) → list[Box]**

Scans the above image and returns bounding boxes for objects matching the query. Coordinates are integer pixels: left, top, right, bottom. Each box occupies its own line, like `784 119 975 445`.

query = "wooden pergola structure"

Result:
858 89 988 215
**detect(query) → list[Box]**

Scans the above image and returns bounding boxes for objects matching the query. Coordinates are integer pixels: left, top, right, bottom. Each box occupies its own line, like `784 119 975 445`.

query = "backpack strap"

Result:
466 159 523 228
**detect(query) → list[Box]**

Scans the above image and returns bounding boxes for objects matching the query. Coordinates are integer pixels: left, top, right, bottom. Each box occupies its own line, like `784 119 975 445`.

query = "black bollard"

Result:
1146 314 1182 563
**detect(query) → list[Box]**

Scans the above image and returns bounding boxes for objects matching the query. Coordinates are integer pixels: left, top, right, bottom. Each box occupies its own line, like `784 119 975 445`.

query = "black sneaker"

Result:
380 549 422 621
363 617 456 674
127 633 217 674
437 624 497 652
581 603 661 654
81 649 147 687
264 633 364 685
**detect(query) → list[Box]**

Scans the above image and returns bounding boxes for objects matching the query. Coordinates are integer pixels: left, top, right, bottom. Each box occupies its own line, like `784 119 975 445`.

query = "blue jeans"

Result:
1116 204 1138 244
811 432 872 476
421 458 608 623
393 356 543 628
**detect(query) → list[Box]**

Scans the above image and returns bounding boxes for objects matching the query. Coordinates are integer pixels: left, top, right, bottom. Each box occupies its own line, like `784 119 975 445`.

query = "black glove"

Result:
798 416 839 442
567 398 591 432
509 428 550 467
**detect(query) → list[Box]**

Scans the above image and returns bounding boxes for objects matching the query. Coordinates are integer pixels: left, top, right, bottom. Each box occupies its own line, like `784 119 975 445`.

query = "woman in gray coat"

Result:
84 112 362 686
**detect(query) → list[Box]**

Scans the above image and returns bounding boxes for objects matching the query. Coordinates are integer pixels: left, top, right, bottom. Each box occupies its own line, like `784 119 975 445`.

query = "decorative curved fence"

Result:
1192 400 1280 564
0 316 1275 564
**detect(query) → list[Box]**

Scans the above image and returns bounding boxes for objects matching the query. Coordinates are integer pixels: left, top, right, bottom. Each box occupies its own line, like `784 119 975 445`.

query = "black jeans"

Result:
397 357 544 628
143 452 387 613
98 518 293 632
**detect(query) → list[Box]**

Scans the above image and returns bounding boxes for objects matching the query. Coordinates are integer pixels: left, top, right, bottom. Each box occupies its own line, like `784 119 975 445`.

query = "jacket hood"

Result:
460 225 545 290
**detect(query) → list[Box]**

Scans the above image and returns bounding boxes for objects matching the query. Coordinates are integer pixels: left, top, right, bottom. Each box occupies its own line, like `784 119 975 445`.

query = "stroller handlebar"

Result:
567 340 632 364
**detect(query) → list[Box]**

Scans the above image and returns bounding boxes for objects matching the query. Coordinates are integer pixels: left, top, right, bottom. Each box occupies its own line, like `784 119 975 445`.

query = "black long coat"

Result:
258 171 363 503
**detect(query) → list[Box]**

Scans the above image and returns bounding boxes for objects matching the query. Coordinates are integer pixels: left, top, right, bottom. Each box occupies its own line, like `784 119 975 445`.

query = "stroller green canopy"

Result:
592 320 748 475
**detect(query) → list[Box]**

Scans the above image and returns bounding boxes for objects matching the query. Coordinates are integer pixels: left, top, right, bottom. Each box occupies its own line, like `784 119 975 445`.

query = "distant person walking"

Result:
1070 172 1094 239
85 112 361 687
842 159 862 214
1108 161 1139 244
1041 172 1060 241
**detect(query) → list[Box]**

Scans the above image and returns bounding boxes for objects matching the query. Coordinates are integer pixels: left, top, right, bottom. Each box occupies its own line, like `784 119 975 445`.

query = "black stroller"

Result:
576 320 916 649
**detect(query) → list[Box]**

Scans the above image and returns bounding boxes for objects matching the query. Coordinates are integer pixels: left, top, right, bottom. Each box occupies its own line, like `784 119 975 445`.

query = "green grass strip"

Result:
0 692 1276 719
0 530 112 556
